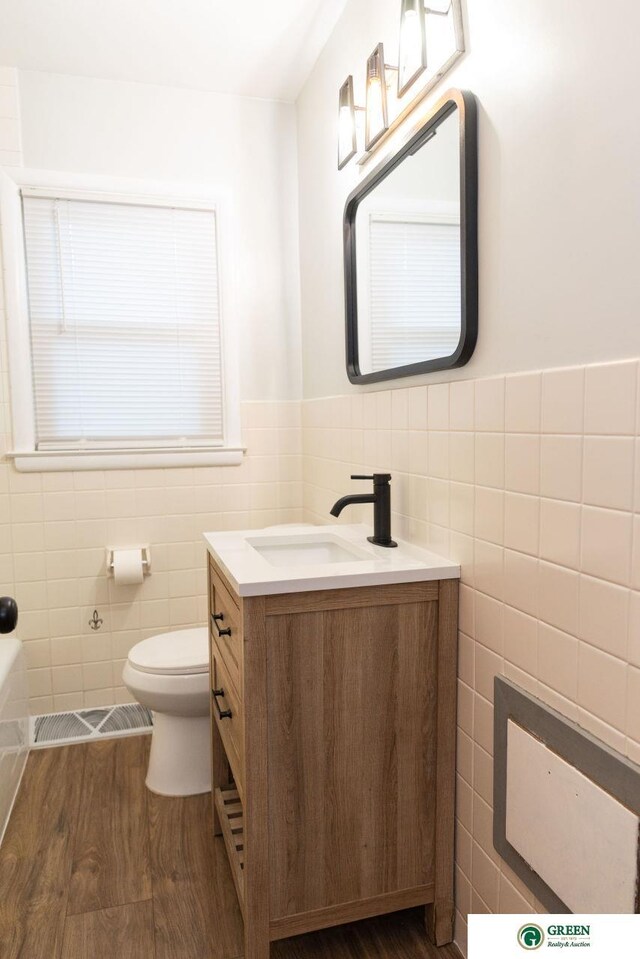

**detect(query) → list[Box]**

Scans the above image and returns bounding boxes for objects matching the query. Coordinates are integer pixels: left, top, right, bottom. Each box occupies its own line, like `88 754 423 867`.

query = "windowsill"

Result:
8 447 245 472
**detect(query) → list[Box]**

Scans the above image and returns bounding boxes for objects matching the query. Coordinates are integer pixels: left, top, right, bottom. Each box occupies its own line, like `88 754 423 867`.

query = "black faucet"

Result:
330 474 397 548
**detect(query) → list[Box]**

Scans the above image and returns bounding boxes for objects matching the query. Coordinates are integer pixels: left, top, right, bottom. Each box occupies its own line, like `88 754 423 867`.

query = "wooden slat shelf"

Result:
214 786 245 913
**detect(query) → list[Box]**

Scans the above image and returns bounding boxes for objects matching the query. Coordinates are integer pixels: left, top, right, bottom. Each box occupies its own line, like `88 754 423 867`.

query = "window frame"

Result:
1 169 243 471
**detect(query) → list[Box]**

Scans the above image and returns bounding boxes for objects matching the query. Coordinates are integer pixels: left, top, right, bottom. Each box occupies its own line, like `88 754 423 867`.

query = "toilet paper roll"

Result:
112 548 145 586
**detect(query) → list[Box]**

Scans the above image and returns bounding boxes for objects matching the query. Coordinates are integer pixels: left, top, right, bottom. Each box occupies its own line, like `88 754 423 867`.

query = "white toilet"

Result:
122 626 211 796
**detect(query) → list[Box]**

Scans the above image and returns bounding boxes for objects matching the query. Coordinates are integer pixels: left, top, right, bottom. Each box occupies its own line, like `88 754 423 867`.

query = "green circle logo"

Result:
517 924 545 950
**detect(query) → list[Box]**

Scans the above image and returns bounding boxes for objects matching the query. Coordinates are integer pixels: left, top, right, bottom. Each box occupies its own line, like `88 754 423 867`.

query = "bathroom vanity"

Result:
204 525 460 959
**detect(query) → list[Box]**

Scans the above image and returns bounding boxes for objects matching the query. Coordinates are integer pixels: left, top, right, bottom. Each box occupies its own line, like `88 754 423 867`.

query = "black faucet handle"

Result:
351 473 391 484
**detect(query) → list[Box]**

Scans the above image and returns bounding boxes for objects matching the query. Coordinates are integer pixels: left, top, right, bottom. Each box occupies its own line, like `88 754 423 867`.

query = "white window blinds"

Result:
22 194 224 450
368 216 461 372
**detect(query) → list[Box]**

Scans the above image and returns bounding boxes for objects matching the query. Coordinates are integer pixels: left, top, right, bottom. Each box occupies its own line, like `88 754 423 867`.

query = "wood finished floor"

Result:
0 736 461 959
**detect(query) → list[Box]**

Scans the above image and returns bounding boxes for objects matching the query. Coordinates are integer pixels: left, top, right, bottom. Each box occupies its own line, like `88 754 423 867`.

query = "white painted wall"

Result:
297 0 640 398
18 69 302 401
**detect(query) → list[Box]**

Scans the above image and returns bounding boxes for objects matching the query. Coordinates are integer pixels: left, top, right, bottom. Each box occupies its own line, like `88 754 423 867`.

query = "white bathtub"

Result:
0 637 28 844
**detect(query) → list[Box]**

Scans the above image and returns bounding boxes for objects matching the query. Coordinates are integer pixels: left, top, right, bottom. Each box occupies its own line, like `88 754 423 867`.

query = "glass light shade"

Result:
365 44 389 151
398 0 427 97
338 76 357 170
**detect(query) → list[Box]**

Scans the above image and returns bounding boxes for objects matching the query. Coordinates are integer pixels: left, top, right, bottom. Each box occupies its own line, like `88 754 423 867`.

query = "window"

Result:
364 212 461 373
2 176 241 470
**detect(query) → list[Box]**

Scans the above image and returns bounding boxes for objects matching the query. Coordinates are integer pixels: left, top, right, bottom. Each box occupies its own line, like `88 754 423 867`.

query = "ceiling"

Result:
0 0 348 101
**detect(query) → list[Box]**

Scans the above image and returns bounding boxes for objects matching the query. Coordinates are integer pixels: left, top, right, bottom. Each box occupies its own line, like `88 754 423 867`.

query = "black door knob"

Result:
0 597 18 634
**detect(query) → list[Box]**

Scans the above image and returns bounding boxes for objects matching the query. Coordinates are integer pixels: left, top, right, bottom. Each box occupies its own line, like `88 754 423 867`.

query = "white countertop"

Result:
203 524 460 597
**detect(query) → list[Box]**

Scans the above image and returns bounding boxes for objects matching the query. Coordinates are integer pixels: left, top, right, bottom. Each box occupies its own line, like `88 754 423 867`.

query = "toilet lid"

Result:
128 626 209 676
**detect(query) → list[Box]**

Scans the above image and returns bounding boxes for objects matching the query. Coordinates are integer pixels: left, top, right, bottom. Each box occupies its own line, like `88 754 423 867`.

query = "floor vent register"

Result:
31 703 153 747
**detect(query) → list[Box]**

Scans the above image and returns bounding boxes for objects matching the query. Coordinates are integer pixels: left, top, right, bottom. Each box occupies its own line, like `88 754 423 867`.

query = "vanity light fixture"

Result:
338 75 362 170
339 0 464 167
398 0 453 98
398 0 427 97
364 43 398 151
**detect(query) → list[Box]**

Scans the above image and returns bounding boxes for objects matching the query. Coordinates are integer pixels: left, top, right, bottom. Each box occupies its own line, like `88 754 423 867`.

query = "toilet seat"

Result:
128 626 208 676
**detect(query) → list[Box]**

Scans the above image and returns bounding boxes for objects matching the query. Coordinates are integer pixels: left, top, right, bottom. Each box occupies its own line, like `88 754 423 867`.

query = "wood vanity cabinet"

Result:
207 553 458 959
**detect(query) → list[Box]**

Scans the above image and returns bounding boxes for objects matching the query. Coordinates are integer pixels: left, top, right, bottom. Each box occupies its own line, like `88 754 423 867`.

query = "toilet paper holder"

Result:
106 546 151 577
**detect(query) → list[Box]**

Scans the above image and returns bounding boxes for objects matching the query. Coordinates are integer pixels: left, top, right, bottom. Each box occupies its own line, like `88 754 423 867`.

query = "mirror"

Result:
343 89 477 384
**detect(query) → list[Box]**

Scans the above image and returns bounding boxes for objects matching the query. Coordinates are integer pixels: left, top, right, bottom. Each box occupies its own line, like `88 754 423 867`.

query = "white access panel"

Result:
505 720 639 913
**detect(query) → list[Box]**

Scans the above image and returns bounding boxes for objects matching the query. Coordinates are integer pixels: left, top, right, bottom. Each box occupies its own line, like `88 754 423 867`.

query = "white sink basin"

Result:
204 524 460 596
246 533 370 567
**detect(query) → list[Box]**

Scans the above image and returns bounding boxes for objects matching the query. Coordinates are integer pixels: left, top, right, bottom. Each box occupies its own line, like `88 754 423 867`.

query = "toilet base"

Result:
146 711 211 796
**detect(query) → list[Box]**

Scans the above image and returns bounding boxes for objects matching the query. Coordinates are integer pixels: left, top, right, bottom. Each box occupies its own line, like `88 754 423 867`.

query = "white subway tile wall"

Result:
0 68 303 713
301 362 640 950
0 397 303 713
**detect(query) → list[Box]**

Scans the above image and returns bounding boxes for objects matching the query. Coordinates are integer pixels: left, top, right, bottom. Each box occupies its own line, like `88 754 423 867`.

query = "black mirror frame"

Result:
343 88 478 385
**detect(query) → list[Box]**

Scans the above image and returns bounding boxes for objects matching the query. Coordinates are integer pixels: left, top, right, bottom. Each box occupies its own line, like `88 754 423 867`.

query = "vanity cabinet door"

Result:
265 594 439 921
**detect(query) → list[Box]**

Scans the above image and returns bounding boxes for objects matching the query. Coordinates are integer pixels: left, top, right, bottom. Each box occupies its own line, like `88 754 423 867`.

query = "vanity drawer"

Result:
209 567 242 698
212 647 244 794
